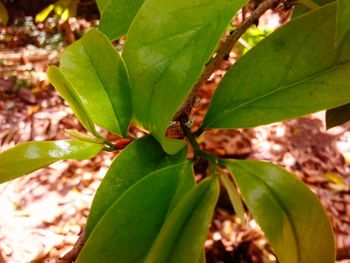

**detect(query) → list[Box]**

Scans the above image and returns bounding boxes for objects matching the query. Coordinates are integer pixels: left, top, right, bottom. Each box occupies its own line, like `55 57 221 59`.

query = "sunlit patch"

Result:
48 141 78 158
25 145 41 159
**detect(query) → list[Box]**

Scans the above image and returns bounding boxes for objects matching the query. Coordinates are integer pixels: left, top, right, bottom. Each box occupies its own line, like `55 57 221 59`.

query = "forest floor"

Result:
0 14 350 263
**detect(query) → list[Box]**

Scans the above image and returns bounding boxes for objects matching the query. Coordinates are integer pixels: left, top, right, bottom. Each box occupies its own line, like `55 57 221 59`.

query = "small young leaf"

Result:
144 176 219 263
325 103 350 129
65 129 104 144
203 3 350 129
85 136 192 237
98 0 146 40
0 140 103 183
219 173 245 223
48 66 100 138
78 162 195 263
123 0 247 154
226 160 335 263
336 0 350 44
60 28 131 136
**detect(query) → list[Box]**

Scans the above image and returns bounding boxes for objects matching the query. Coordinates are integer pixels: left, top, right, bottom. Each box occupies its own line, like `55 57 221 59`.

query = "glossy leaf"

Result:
98 0 146 40
226 160 335 263
144 176 219 263
85 136 192 237
48 66 100 137
60 28 131 136
78 162 195 263
293 0 334 17
219 173 245 223
203 3 350 129
326 103 350 129
123 0 247 154
0 140 102 183
336 0 350 44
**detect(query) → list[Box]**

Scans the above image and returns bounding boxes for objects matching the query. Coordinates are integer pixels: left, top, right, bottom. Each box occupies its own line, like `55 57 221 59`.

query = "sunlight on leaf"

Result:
226 160 335 263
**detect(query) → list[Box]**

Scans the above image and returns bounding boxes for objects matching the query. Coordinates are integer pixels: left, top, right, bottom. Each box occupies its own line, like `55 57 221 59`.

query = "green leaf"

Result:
123 0 247 154
0 140 102 183
226 160 335 263
203 3 350 129
293 0 334 18
296 0 320 10
336 0 350 44
0 1 8 25
219 173 245 223
78 162 195 263
85 136 192 237
98 0 146 40
96 0 109 13
326 103 350 129
198 250 206 263
48 66 100 137
60 28 131 136
65 129 104 144
144 176 219 263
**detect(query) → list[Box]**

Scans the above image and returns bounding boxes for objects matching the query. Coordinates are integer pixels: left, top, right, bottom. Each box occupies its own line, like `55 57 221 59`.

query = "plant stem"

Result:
103 139 119 151
174 0 282 124
182 124 216 164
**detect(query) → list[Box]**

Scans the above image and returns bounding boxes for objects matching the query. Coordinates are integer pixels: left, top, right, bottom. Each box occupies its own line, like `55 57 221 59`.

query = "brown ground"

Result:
0 15 350 263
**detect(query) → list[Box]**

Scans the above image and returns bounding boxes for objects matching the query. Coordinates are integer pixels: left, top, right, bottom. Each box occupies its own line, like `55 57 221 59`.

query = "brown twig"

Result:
58 226 86 263
173 0 283 124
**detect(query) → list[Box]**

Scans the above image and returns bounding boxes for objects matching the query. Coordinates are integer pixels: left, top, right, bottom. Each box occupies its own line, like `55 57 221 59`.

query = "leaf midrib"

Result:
141 25 205 131
81 41 123 135
207 60 350 127
234 162 300 262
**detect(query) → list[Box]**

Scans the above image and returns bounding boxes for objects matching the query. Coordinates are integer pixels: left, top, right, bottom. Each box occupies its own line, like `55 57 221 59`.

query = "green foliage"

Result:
48 66 100 138
60 28 131 137
292 0 335 17
0 140 102 183
123 0 247 154
144 176 219 263
226 160 335 263
77 162 195 263
85 136 191 237
203 3 350 129
97 0 145 40
336 0 350 44
2 0 349 262
219 173 245 223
